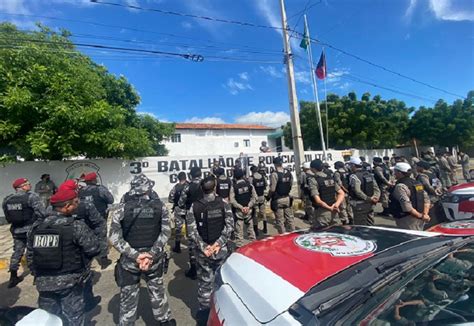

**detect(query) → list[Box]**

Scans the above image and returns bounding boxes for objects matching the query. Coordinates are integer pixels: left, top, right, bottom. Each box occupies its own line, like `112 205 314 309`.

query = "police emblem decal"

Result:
442 221 474 229
295 232 376 257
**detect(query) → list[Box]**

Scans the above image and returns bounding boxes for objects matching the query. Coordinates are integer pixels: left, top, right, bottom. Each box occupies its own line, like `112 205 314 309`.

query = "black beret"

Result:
383 156 390 161
334 161 345 169
190 167 202 178
416 160 431 170
373 157 382 163
310 159 324 170
234 168 244 178
273 157 283 165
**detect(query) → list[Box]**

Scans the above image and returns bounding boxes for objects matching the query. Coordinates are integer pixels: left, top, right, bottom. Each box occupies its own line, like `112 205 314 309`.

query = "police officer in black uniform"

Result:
215 167 232 202
389 163 431 230
268 157 294 234
2 178 46 288
27 189 100 325
333 161 352 224
373 157 393 215
348 157 380 225
79 172 114 268
168 172 188 253
249 165 268 235
177 166 204 279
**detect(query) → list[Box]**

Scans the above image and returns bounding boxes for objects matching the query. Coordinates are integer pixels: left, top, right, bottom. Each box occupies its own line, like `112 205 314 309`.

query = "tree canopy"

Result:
0 23 174 161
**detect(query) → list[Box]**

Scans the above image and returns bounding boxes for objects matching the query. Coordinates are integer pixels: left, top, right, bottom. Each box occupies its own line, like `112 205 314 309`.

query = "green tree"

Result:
407 91 474 148
0 23 174 160
284 92 412 150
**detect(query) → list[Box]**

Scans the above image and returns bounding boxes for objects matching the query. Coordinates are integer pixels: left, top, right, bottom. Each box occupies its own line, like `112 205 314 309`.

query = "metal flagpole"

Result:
322 49 329 149
304 14 327 160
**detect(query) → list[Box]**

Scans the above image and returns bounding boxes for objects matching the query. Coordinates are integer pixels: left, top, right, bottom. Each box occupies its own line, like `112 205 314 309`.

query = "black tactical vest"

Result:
350 171 375 198
389 177 425 219
79 186 107 216
313 174 336 206
122 199 162 249
337 171 350 191
252 175 266 197
4 193 34 227
173 183 187 206
192 197 226 245
186 181 204 209
234 180 252 206
383 165 391 180
374 166 388 186
216 177 232 199
275 170 292 197
32 218 84 276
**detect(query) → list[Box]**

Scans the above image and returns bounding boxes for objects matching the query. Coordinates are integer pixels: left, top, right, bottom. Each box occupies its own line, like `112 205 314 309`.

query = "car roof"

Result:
236 225 439 293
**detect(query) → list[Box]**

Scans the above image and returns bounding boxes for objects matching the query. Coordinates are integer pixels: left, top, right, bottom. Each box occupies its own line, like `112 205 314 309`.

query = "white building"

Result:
164 123 284 156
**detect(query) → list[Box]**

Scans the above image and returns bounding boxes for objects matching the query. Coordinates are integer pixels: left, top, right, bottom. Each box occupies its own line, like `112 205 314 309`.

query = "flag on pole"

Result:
315 51 327 79
299 26 309 50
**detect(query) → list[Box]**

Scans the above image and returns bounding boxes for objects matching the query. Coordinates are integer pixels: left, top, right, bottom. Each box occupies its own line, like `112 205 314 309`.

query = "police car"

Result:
208 226 474 325
441 182 474 221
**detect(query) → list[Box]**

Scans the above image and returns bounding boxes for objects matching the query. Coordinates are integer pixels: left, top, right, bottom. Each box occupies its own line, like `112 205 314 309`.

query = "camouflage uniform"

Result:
177 178 202 268
348 169 381 226
299 170 314 220
229 180 257 247
438 156 452 189
2 189 46 272
186 193 234 310
447 155 458 185
109 174 173 326
308 171 342 228
333 169 353 224
373 164 392 209
460 153 471 182
34 179 57 208
248 171 268 227
167 182 188 243
26 212 100 325
391 183 430 230
269 168 294 234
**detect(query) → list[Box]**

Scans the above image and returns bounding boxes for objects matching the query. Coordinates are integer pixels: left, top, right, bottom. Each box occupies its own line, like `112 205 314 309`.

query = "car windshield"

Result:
366 242 474 325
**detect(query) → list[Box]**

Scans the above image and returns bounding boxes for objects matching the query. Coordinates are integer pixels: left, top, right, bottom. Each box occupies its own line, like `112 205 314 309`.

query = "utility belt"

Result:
114 256 168 287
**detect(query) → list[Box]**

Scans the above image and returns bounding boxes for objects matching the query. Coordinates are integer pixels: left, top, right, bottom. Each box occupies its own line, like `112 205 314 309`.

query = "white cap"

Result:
303 162 311 169
349 157 362 165
394 162 412 173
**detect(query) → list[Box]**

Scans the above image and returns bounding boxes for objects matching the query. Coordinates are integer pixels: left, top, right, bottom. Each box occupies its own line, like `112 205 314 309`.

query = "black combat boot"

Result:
185 263 197 280
253 225 259 237
85 296 102 312
262 221 268 234
160 318 176 326
196 308 210 326
173 240 181 253
99 257 112 269
8 270 23 288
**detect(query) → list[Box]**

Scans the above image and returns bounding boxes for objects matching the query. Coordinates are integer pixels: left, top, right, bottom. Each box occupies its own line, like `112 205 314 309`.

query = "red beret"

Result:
50 189 77 204
12 178 29 189
83 172 97 182
58 179 78 192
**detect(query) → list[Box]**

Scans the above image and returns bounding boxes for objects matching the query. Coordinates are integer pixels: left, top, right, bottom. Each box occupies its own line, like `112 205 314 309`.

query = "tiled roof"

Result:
175 123 274 130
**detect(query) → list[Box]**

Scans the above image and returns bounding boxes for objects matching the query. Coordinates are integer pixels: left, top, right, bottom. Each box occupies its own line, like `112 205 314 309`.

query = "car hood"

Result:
449 182 474 195
429 220 474 236
221 226 432 323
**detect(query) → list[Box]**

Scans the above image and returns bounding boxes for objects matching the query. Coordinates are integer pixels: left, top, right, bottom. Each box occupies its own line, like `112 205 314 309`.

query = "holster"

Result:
270 199 278 212
114 263 140 287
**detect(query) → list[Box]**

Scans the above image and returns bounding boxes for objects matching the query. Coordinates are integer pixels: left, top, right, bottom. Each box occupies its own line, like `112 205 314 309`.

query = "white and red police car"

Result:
441 182 474 221
208 225 474 325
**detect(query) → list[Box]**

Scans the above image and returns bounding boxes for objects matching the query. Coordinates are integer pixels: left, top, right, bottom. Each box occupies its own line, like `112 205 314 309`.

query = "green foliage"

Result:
284 92 412 150
0 23 174 160
408 95 474 148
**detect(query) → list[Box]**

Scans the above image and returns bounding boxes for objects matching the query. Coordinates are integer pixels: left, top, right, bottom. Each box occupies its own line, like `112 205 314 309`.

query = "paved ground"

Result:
0 207 399 326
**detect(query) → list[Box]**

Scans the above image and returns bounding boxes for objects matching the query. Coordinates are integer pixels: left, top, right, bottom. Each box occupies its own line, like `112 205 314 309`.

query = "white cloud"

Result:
294 70 312 85
404 0 418 20
238 72 249 81
181 21 193 30
184 117 226 124
182 0 224 37
326 67 350 85
429 0 474 21
224 77 253 95
235 111 290 128
260 65 284 78
0 0 30 14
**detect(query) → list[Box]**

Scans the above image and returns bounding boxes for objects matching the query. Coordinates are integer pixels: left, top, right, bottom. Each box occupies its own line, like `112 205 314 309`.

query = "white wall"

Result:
164 129 271 156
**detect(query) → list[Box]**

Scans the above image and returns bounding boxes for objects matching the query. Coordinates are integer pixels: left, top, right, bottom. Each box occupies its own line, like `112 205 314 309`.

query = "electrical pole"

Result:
279 0 305 180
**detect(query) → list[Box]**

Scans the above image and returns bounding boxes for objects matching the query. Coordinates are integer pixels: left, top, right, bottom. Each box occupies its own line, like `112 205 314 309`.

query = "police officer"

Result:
27 189 99 325
215 167 232 201
333 161 353 224
416 160 442 224
230 168 257 247
458 151 471 182
186 176 234 324
249 165 268 235
446 152 458 185
373 157 393 215
308 159 345 228
79 172 114 268
34 174 57 208
437 152 452 190
58 179 105 310
109 174 175 326
348 157 380 226
300 162 313 221
177 166 204 279
168 171 188 253
360 156 372 172
2 178 46 288
268 157 294 234
389 163 430 230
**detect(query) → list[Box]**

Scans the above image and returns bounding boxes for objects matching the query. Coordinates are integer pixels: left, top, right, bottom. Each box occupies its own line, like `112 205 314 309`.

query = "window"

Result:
243 139 250 147
170 133 181 143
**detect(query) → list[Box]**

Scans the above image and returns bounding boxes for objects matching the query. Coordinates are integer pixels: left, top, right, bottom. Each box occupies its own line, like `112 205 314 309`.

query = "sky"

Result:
1 0 473 127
